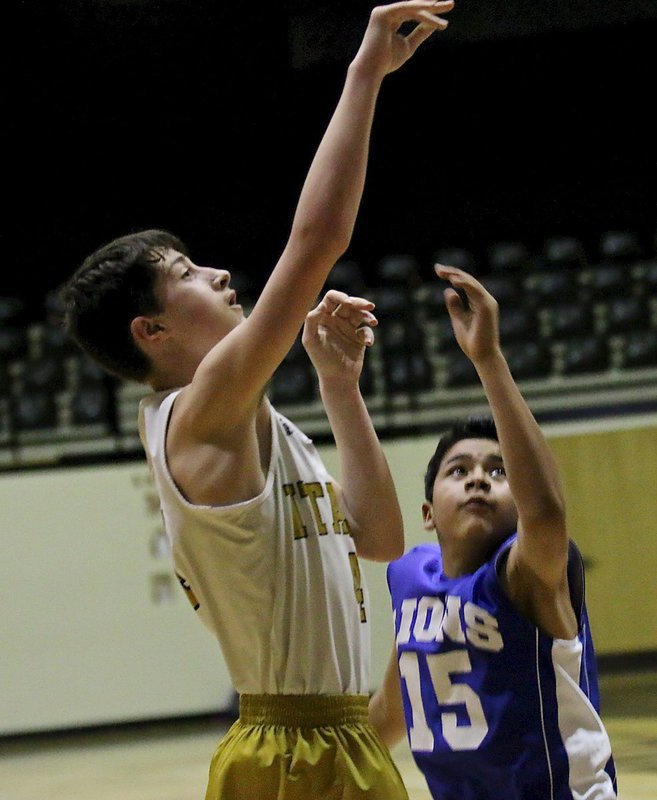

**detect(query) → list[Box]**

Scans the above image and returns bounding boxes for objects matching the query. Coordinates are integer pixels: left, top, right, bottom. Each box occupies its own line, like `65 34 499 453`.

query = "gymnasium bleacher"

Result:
1 227 656 467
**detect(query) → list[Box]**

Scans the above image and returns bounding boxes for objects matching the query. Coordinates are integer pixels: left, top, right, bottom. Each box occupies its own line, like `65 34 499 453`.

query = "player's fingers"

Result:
305 292 377 347
304 291 349 335
376 0 454 25
356 322 375 347
405 17 448 53
436 264 499 322
327 312 377 344
400 1 453 37
444 286 465 317
330 296 377 325
322 289 351 313
435 263 482 296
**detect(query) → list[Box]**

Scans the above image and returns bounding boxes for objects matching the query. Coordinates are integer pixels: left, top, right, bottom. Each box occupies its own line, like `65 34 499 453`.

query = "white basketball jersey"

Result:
139 390 370 695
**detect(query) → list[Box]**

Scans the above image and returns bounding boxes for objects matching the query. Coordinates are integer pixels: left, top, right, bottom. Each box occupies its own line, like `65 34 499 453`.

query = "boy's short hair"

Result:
61 229 188 382
424 416 498 501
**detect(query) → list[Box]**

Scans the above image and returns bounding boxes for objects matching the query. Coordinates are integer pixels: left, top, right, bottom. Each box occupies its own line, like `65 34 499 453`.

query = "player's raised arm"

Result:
302 290 404 560
180 2 454 442
435 265 573 635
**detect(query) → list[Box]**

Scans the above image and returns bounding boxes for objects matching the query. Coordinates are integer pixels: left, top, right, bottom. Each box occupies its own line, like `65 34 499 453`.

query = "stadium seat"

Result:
70 385 112 426
413 281 452 321
560 336 609 375
546 302 595 338
22 356 66 393
639 260 657 292
269 360 315 405
0 361 10 397
525 270 580 306
378 318 427 354
481 275 524 307
620 330 657 369
73 355 108 387
583 265 628 299
602 297 650 334
503 341 552 381
487 241 532 274
40 322 78 360
383 351 434 393
324 259 366 296
540 236 587 271
11 391 58 430
599 230 643 263
367 286 411 322
375 254 421 288
0 296 27 327
442 351 479 387
498 307 538 344
432 247 477 274
0 327 29 363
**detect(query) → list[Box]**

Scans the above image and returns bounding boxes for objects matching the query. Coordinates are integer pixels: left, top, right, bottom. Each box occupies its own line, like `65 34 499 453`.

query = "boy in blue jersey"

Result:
369 265 617 799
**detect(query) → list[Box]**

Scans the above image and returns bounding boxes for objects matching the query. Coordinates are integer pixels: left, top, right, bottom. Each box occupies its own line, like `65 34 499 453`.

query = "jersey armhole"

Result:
566 540 586 629
495 538 586 631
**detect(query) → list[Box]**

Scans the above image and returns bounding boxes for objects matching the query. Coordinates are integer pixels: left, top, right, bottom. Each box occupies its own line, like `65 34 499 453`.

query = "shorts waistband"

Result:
238 694 370 727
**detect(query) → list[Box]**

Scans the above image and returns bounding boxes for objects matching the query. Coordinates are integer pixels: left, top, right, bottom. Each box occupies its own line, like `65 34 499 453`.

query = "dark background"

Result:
6 0 657 311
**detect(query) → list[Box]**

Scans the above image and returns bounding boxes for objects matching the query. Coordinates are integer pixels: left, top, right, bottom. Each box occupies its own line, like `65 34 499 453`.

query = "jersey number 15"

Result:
399 650 489 751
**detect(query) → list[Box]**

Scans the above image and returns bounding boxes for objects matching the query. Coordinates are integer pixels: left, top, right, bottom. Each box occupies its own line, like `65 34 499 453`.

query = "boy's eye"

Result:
181 268 191 279
490 466 506 477
449 466 466 477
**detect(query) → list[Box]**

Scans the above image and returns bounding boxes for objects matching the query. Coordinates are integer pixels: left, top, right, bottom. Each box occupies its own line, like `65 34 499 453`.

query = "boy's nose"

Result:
467 467 490 490
211 269 231 289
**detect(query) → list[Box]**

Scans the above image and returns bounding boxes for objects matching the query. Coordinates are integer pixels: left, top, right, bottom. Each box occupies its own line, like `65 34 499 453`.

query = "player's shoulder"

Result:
388 542 441 578
140 387 180 414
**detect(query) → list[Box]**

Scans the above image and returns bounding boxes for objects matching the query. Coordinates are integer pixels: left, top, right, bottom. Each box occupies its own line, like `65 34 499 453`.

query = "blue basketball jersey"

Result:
387 537 617 800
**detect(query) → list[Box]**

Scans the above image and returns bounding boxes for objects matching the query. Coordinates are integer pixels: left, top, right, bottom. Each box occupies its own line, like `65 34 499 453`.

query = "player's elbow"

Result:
291 217 352 262
356 528 404 562
385 534 405 562
526 498 567 533
520 480 566 531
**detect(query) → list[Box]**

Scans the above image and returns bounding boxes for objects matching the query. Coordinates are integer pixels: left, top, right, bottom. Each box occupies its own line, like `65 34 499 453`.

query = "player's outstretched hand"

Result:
435 264 502 366
302 290 377 383
352 0 454 78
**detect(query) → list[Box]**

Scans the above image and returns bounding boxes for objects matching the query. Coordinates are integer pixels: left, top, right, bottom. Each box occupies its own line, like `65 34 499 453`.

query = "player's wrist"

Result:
318 374 363 400
472 347 507 376
346 57 386 88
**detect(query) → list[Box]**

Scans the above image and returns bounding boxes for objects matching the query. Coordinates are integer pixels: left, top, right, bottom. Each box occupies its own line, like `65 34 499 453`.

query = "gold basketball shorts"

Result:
205 693 408 800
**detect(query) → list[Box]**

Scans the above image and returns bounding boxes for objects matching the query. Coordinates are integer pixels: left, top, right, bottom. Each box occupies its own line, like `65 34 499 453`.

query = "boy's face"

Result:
154 249 245 348
423 437 518 549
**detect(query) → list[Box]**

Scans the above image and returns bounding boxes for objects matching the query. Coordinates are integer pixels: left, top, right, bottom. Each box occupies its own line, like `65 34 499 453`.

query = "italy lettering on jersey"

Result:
387 539 617 800
282 480 351 540
139 393 371 695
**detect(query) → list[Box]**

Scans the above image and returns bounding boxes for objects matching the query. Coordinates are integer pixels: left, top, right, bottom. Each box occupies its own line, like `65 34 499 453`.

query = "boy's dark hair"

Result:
424 416 498 501
61 229 188 382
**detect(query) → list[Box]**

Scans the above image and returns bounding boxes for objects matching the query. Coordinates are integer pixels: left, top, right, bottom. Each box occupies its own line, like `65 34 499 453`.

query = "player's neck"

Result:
439 538 499 578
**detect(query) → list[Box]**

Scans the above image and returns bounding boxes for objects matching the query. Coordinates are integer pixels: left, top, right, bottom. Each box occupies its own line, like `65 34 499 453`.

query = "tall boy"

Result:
63 3 454 798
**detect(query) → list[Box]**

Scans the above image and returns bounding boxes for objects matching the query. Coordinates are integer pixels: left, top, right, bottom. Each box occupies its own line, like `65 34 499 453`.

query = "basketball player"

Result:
369 265 617 799
62 3 455 798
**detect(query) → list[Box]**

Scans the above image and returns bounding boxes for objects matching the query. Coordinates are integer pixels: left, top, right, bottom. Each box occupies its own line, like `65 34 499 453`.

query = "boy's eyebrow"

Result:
444 452 503 465
445 453 470 464
164 254 187 274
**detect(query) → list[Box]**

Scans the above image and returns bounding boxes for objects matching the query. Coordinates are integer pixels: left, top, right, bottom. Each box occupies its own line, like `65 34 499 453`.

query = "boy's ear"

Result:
130 316 166 345
422 501 435 531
